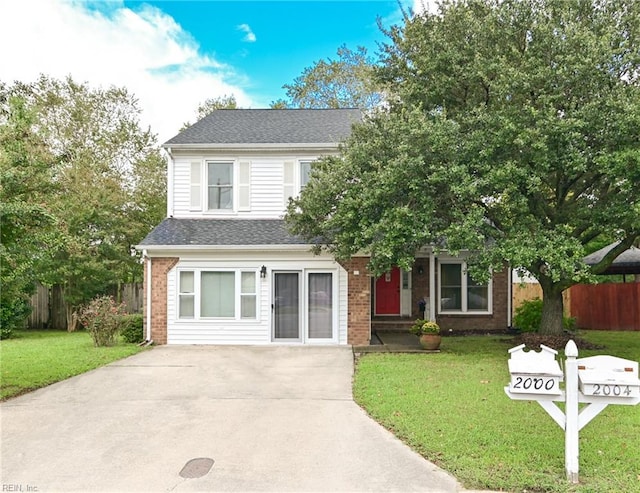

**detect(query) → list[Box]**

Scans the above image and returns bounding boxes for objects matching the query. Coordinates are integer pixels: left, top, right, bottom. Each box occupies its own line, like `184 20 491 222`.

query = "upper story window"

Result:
300 160 313 189
208 162 233 210
189 160 251 213
439 261 491 314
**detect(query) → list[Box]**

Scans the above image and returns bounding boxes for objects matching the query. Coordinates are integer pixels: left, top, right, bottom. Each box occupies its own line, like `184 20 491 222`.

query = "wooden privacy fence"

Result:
512 283 572 316
27 283 144 329
569 283 640 331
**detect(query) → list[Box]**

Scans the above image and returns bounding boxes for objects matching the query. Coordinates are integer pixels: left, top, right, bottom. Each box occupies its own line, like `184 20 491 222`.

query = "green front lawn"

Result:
354 331 640 493
0 330 147 400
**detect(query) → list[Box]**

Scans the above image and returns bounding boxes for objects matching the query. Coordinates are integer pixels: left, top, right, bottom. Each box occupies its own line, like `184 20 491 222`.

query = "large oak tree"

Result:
286 0 640 334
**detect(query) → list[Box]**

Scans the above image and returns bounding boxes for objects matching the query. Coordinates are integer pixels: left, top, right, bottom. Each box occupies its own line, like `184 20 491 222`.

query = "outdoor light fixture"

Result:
417 265 424 275
260 265 267 279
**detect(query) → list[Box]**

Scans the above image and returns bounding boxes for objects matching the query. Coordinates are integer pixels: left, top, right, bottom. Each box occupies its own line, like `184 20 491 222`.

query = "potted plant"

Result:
409 319 442 350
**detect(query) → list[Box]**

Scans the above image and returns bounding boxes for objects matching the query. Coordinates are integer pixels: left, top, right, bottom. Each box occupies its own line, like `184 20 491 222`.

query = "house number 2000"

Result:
513 376 556 391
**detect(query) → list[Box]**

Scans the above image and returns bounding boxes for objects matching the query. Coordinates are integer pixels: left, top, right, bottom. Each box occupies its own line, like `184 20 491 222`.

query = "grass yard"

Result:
0 330 147 401
353 331 640 493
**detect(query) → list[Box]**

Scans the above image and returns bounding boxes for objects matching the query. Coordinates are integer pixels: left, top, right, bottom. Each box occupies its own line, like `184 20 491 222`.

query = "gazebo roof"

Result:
583 242 640 275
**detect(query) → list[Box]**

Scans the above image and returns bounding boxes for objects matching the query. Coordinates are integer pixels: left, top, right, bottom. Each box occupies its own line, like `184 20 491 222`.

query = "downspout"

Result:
143 250 153 344
429 251 436 322
507 265 513 328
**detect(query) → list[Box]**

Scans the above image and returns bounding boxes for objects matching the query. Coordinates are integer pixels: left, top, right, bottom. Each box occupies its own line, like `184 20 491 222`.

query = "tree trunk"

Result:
539 284 564 335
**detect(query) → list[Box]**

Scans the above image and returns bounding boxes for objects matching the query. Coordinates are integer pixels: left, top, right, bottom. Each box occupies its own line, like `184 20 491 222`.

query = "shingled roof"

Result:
138 218 309 247
583 242 640 275
164 108 361 146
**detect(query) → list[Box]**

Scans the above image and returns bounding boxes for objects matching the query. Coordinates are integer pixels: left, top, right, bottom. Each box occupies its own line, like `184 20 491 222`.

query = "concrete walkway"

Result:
1 346 466 492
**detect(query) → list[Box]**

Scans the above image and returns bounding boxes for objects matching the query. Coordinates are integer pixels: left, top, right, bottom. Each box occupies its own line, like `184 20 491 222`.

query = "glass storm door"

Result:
307 272 333 340
273 272 301 341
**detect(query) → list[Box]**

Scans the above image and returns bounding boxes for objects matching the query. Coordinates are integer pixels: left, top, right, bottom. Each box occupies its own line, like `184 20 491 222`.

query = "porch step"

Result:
371 318 415 333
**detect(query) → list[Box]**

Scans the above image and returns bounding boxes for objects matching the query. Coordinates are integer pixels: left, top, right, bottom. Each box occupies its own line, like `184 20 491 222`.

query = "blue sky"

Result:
125 1 407 105
0 0 420 141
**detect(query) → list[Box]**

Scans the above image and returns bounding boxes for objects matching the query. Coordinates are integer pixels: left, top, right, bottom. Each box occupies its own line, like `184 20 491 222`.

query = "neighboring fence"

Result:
512 283 572 316
27 283 144 329
569 283 640 331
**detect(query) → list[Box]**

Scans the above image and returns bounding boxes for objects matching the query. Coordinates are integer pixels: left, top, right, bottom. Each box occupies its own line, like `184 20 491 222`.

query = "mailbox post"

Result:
505 340 640 483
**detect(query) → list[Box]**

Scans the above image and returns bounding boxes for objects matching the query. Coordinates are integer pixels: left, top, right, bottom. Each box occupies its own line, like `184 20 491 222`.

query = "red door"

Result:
375 267 401 315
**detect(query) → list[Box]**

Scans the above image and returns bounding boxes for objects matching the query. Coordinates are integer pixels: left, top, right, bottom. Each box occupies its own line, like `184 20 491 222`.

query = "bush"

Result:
78 296 126 347
513 297 576 333
120 314 144 343
0 297 32 339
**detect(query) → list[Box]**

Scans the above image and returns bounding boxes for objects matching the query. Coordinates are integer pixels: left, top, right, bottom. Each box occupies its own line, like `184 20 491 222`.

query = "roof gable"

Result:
164 108 361 146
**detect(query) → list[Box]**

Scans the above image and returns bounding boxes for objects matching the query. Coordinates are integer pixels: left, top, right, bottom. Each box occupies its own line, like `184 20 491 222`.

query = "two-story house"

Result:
138 109 511 346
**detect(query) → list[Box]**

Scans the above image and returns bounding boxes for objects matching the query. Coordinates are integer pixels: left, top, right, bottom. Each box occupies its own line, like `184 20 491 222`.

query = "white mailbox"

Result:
577 355 640 401
508 344 563 395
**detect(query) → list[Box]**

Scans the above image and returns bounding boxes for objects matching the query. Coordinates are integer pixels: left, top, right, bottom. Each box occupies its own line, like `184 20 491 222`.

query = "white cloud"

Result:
0 0 255 142
237 23 257 43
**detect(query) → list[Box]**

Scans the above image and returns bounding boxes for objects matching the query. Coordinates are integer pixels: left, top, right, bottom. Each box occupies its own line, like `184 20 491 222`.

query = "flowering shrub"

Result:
78 296 126 347
409 319 441 336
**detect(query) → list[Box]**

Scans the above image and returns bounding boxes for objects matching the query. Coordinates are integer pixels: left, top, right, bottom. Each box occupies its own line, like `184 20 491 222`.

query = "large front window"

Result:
439 262 490 313
208 162 233 210
179 269 257 319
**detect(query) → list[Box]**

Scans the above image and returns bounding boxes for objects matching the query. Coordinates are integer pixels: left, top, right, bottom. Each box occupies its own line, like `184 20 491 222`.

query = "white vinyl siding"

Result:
166 255 348 345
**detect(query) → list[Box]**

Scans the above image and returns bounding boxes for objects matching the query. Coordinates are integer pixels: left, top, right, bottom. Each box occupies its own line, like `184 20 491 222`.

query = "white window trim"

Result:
205 160 236 213
177 268 259 321
438 260 493 315
299 159 314 192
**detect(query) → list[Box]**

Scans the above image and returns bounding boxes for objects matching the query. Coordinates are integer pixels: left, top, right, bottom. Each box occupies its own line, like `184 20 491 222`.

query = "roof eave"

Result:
135 244 313 252
162 142 341 152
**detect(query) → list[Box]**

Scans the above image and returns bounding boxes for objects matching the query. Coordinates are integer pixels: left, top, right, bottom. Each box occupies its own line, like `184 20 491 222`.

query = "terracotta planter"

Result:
419 334 442 350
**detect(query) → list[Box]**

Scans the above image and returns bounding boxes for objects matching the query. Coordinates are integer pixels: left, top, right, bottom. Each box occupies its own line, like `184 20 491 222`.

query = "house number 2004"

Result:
591 384 632 396
513 376 557 391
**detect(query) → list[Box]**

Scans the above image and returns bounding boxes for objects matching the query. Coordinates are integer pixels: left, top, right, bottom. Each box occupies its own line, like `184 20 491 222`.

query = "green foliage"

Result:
78 296 126 347
0 297 31 339
514 298 577 333
287 0 640 334
119 314 144 343
0 94 60 334
409 319 440 335
281 45 382 109
2 75 166 325
180 94 238 130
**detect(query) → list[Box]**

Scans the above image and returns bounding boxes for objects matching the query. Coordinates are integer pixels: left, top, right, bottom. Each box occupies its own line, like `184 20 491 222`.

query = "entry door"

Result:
375 267 401 315
273 272 301 341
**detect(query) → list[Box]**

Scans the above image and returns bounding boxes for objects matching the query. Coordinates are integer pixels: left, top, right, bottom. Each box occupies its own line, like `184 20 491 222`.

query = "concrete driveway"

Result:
1 346 463 492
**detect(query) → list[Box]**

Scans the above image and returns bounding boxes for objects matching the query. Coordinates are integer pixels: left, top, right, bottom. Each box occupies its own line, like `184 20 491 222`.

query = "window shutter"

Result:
283 160 295 205
238 160 251 211
190 161 202 211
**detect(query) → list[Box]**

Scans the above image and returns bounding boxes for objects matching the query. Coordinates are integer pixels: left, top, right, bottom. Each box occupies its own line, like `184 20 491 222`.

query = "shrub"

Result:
78 295 126 347
120 314 144 343
0 297 32 339
514 297 576 333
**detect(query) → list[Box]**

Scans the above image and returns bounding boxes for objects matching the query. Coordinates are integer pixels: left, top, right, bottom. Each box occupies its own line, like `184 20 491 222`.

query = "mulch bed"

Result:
512 333 605 351
441 329 605 351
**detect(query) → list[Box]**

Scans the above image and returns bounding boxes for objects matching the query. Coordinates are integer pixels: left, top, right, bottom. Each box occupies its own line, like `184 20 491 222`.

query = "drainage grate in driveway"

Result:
179 457 214 478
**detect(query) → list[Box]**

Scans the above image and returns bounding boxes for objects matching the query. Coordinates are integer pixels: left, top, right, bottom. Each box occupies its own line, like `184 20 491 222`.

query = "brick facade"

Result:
340 258 371 345
143 257 179 345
